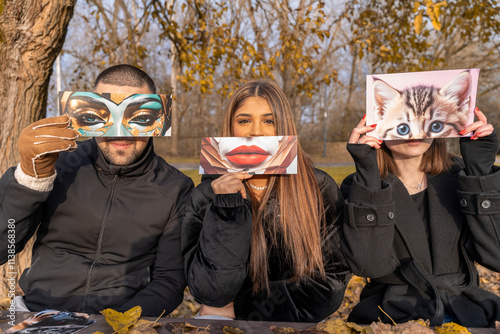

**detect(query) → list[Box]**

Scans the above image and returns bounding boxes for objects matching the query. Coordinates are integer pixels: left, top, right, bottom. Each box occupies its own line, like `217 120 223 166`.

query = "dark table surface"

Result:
0 312 497 333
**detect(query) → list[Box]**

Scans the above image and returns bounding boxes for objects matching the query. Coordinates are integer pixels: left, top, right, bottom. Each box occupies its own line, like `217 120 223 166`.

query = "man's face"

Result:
94 83 150 166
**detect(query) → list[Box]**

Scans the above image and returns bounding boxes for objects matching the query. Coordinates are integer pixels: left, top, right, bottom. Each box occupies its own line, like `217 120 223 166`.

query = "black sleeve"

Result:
233 172 350 323
0 167 48 264
346 143 381 190
340 145 398 278
458 165 500 273
182 181 253 307
460 131 499 176
120 178 194 317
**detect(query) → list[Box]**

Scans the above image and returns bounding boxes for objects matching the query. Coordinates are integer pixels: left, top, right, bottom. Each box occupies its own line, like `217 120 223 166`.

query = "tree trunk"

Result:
0 0 76 300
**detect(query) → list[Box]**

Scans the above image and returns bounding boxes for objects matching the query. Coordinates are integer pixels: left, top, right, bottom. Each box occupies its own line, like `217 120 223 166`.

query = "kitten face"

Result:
372 71 472 140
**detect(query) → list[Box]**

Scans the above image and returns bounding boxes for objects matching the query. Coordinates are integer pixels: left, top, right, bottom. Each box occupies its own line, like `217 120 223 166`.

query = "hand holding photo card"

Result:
366 69 479 140
200 136 298 174
59 91 172 137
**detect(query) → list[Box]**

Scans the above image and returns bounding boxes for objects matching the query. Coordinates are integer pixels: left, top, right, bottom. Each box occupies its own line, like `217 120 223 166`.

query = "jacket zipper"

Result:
81 174 120 311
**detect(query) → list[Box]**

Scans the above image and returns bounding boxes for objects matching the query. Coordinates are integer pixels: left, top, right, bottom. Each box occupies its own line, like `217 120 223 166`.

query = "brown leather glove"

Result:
18 115 79 178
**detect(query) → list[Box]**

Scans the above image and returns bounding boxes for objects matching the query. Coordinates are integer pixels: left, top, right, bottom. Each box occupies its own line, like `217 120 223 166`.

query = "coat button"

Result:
481 200 491 209
388 212 395 219
460 198 467 207
366 214 375 222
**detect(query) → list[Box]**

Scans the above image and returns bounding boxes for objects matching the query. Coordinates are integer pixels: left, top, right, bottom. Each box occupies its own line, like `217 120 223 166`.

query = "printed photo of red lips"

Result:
199 136 298 175
224 145 270 167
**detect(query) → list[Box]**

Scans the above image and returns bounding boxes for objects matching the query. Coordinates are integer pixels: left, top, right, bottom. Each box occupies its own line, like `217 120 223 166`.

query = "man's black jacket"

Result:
0 139 193 316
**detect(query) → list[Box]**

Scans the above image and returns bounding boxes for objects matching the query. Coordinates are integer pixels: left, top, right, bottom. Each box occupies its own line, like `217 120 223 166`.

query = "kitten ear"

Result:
439 71 471 107
373 79 400 118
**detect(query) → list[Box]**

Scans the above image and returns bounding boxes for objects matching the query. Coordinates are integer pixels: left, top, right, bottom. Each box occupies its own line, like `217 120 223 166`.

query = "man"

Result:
0 65 193 317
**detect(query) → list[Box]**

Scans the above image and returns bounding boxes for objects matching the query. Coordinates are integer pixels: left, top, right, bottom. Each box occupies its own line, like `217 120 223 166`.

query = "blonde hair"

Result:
222 80 326 293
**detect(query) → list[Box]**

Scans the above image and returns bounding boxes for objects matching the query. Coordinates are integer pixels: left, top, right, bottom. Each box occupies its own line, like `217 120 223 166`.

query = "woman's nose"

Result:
249 123 262 136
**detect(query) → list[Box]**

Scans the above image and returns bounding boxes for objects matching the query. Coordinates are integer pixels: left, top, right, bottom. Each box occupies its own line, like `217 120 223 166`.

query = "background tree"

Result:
0 0 76 298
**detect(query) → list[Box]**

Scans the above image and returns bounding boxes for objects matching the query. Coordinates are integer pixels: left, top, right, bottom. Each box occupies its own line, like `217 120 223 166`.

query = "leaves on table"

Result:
100 305 142 334
370 319 433 334
270 326 328 333
223 326 245 333
434 323 471 334
169 321 211 333
316 319 361 333
128 318 162 334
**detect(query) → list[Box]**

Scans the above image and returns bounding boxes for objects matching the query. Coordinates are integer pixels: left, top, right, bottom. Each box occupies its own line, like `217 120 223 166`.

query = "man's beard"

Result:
99 138 144 166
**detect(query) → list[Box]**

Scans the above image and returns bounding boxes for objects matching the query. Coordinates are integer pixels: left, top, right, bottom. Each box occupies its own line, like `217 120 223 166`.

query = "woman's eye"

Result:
76 113 105 126
430 121 444 133
237 119 250 124
129 113 156 126
264 119 274 124
396 124 410 136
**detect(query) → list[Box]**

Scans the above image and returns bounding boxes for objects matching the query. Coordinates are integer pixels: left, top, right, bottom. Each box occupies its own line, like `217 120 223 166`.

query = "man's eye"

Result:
129 113 156 126
76 113 105 126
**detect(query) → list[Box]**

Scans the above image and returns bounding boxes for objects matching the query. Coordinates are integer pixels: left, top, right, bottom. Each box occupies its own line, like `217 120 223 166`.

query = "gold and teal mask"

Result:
59 91 172 137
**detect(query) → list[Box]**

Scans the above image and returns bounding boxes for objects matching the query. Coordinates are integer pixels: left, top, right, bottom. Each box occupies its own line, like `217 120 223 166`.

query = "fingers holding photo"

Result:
211 171 253 198
349 115 382 148
460 107 494 140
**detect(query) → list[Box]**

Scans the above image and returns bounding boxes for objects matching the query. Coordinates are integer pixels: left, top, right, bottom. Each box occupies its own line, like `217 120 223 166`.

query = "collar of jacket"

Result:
93 138 156 177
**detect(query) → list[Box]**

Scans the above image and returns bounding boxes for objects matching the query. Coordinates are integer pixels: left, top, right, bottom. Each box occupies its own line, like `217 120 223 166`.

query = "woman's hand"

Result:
211 172 253 199
349 115 383 149
459 107 494 140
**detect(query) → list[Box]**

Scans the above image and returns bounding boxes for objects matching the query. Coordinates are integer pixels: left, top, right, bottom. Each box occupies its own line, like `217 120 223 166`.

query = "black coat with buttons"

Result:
341 143 500 327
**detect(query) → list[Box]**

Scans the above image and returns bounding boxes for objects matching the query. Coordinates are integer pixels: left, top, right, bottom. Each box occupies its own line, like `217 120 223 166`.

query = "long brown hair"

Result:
377 138 453 178
221 80 326 293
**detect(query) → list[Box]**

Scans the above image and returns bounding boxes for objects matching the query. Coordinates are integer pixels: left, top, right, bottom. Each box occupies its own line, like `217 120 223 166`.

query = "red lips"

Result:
225 145 270 167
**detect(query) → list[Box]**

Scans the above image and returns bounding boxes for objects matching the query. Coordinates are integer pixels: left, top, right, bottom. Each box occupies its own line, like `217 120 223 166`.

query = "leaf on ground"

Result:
434 322 471 334
92 332 105 334
128 318 162 334
223 326 245 333
100 305 142 334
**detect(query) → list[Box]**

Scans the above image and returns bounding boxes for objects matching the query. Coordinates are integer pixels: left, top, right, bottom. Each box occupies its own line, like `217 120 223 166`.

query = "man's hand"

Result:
18 115 79 178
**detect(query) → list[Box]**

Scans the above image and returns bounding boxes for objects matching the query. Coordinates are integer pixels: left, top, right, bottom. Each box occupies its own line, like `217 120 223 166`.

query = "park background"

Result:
1 0 499 320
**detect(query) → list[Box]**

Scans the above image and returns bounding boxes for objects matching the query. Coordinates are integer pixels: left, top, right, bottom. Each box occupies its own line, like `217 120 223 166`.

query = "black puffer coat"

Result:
182 168 350 322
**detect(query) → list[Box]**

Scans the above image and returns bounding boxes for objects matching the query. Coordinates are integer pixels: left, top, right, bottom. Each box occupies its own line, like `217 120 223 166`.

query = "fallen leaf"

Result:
128 318 162 334
100 305 142 334
370 319 433 334
316 319 352 333
169 322 211 333
434 322 471 334
269 326 327 334
223 326 245 333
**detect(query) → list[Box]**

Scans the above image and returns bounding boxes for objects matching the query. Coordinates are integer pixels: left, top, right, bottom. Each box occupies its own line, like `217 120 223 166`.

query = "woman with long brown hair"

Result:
181 80 350 322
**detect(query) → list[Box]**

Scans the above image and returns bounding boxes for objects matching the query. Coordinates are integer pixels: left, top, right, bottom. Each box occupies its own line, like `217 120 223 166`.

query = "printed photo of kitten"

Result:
366 69 479 140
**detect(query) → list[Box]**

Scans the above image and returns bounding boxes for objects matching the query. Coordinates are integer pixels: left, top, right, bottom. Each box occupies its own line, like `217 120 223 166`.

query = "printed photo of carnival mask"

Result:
366 69 479 140
199 136 298 175
59 91 172 137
